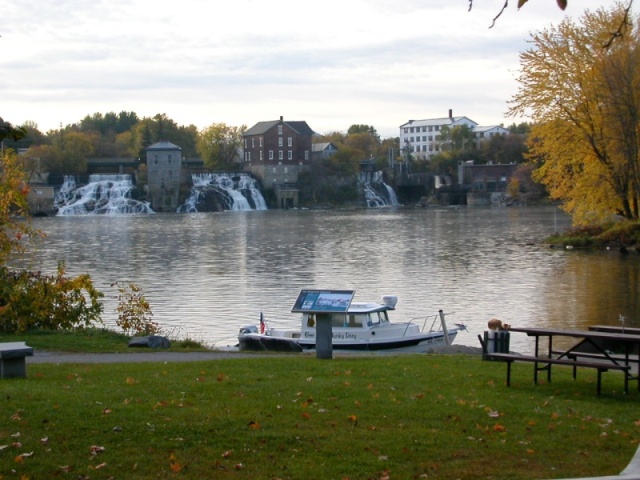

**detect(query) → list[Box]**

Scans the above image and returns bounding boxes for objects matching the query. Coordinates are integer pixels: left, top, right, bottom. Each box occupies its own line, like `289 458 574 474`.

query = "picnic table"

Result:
481 327 640 395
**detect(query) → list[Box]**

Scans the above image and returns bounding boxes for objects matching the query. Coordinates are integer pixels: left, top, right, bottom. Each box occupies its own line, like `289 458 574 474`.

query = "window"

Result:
278 125 283 135
278 150 283 160
251 138 255 148
304 150 309 160
422 136 427 141
435 125 440 131
404 128 408 133
260 150 263 161
422 127 426 132
244 139 247 148
428 126 433 132
246 152 251 162
259 137 263 147
287 137 292 147
269 150 274 160
288 150 292 160
428 135 433 141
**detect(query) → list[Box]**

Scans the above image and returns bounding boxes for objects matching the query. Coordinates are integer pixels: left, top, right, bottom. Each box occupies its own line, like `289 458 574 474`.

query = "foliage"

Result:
196 123 246 170
112 281 159 336
0 263 103 333
1 355 638 479
546 220 640 248
509 4 640 225
0 327 209 353
0 117 27 142
0 149 43 264
595 220 640 245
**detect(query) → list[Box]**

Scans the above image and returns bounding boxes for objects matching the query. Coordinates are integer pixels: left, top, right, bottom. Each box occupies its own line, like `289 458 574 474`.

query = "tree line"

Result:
2 112 531 178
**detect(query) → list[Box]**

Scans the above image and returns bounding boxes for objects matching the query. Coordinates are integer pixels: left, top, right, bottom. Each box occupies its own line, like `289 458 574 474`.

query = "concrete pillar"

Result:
315 313 333 359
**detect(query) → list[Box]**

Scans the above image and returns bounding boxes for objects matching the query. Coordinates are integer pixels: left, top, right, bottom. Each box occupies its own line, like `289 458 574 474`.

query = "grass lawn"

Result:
1 343 639 479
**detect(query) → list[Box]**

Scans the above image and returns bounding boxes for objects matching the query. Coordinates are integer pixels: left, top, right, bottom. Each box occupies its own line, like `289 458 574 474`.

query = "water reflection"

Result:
14 207 640 354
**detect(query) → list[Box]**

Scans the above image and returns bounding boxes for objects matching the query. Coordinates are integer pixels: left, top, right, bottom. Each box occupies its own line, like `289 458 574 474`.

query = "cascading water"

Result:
359 171 399 207
55 174 154 215
177 173 267 213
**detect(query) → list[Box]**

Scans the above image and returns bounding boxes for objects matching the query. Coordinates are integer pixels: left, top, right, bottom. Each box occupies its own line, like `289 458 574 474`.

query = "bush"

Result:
0 263 104 333
112 281 159 336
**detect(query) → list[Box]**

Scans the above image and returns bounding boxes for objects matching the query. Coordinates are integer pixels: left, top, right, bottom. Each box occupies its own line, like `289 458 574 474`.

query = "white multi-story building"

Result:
399 110 509 161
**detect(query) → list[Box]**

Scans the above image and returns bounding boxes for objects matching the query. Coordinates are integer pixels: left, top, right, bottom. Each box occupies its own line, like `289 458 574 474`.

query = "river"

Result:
15 206 640 354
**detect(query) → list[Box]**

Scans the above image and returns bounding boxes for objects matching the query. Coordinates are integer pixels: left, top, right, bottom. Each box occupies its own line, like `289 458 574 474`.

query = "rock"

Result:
128 335 171 349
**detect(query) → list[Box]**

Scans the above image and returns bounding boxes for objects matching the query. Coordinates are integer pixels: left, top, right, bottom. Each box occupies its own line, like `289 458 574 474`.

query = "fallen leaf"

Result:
90 445 105 455
222 450 233 458
248 420 261 429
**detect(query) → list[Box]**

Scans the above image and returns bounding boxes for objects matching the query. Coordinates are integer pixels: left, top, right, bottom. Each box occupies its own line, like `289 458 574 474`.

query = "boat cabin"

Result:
301 301 394 332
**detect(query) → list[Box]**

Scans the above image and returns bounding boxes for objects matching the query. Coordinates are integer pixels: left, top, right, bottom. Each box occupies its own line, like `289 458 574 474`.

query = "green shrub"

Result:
0 263 103 333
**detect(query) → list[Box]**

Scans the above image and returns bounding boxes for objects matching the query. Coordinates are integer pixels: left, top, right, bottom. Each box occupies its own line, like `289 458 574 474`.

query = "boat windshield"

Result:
330 314 366 328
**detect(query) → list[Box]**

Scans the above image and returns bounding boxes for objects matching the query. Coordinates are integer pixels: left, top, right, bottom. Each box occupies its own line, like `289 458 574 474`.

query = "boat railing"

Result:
410 312 456 334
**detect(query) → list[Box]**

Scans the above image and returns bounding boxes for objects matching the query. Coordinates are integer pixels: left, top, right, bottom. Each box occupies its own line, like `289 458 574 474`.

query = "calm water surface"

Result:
21 207 640 354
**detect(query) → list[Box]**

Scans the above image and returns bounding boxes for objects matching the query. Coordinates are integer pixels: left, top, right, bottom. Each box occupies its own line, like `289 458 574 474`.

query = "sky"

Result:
1 0 611 139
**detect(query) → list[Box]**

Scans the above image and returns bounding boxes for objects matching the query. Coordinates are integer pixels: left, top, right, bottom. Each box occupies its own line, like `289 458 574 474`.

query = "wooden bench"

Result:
0 342 34 379
485 352 631 395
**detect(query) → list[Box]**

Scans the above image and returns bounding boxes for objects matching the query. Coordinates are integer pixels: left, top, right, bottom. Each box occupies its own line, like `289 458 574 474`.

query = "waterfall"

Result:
177 173 267 213
359 171 399 207
55 174 154 216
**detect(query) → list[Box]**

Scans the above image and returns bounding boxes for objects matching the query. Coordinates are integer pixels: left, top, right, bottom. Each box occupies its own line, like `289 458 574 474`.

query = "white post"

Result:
439 309 451 345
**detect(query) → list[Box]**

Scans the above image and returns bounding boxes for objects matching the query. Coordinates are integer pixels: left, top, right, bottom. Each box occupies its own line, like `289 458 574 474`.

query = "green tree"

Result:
60 131 95 174
508 3 640 224
197 123 246 170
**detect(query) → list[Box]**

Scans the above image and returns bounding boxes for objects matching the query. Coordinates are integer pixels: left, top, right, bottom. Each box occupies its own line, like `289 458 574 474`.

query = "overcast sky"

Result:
2 0 609 139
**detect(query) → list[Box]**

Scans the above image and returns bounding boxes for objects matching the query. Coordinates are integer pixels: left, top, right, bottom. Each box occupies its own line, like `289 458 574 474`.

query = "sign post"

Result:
292 290 355 360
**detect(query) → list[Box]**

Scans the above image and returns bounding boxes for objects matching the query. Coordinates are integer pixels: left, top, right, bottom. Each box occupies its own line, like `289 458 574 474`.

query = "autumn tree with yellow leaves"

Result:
508 3 640 225
1 120 104 333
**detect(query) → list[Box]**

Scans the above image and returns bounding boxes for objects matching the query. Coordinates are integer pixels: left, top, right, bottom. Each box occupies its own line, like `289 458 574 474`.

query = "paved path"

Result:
26 344 484 364
27 350 281 364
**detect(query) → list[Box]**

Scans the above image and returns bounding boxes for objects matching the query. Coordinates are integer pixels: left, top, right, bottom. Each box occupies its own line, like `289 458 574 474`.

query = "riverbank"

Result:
6 353 638 479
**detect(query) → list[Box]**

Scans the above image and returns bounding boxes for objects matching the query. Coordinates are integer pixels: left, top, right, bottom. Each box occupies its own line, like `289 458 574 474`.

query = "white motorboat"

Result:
238 295 465 352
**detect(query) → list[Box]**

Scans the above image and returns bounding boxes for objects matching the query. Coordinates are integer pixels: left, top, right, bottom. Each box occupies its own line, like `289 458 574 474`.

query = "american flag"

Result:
259 312 265 334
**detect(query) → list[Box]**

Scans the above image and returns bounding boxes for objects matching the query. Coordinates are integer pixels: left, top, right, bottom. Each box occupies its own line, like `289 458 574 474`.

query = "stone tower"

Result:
146 141 182 211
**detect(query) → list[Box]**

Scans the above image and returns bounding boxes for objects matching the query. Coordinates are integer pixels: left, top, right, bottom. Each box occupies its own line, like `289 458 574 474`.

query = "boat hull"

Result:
238 334 303 352
238 331 458 352
298 331 457 351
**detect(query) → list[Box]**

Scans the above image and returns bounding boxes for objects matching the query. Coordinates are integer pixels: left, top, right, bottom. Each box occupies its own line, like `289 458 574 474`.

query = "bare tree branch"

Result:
603 0 633 48
489 1 510 29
